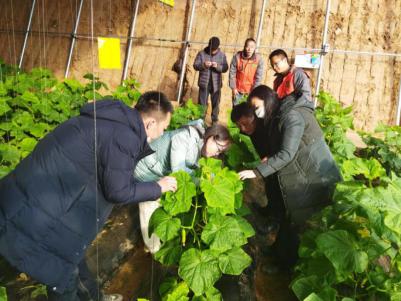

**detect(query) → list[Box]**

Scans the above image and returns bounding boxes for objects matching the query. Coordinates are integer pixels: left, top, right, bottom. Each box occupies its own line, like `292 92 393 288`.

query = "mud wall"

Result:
0 0 400 130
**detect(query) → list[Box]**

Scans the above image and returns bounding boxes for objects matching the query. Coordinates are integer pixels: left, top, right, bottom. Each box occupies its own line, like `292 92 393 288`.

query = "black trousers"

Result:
198 84 221 122
47 259 101 301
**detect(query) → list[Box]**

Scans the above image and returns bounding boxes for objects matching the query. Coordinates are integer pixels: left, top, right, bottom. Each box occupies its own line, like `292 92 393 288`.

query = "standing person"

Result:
0 92 177 301
269 49 312 101
229 38 265 106
134 120 231 253
235 85 341 269
193 36 228 124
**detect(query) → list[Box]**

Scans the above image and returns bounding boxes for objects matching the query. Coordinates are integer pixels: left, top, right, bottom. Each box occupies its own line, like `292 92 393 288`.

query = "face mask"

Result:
255 106 265 118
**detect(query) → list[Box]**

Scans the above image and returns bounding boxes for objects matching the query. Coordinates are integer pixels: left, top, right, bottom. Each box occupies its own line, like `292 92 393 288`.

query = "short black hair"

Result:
135 91 173 119
231 102 255 123
268 49 288 61
208 36 220 51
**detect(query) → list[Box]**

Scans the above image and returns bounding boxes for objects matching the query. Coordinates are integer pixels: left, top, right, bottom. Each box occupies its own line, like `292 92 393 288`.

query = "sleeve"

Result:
193 52 206 71
99 132 161 204
170 130 195 174
214 53 228 73
255 111 305 178
253 55 265 88
229 54 238 89
294 68 312 101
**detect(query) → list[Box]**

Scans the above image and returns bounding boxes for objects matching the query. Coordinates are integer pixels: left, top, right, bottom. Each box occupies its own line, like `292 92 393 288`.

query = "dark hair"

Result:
268 49 288 62
231 102 254 123
248 85 279 122
208 36 220 51
204 124 231 145
135 91 173 119
243 38 256 55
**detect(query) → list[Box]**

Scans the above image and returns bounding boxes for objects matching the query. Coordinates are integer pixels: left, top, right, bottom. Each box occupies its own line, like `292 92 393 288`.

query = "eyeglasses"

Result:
214 137 228 155
271 58 285 68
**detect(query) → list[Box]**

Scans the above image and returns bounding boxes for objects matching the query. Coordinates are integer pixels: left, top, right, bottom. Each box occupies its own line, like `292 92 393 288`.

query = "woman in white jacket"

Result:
134 120 231 253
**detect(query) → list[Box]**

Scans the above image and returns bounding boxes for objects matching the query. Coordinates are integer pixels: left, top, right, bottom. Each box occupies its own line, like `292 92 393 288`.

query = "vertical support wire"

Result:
396 75 401 126
65 0 84 78
255 0 268 48
122 0 140 82
19 0 36 69
176 0 197 104
314 0 331 107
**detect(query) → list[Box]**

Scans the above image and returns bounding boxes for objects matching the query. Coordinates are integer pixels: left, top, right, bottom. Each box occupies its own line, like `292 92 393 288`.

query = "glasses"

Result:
214 137 228 155
271 58 285 68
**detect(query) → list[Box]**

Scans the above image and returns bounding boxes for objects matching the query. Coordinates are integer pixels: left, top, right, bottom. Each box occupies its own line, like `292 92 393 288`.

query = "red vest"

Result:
274 71 295 100
236 53 260 94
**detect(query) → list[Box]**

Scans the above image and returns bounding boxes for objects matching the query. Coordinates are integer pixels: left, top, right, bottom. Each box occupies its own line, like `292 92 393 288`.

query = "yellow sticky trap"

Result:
97 37 121 69
159 0 174 7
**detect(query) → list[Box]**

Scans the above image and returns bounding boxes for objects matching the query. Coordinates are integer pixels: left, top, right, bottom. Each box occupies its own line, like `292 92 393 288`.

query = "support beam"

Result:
314 0 331 107
65 0 84 78
396 76 401 126
255 0 268 48
19 0 36 69
122 0 140 82
176 0 197 104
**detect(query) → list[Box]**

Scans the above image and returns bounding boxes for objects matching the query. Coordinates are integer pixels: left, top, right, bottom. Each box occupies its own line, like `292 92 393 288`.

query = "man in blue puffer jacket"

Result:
0 91 177 301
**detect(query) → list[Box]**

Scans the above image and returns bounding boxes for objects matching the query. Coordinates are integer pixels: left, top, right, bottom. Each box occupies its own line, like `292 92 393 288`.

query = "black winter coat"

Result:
0 100 161 293
255 95 342 224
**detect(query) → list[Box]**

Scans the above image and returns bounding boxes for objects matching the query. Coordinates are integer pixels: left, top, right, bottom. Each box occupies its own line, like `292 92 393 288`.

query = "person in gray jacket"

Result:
269 49 312 101
134 120 231 253
193 37 228 124
238 85 341 269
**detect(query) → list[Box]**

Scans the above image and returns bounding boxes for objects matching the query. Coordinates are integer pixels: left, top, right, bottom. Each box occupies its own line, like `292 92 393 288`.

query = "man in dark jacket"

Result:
193 36 228 124
0 91 177 301
269 49 312 102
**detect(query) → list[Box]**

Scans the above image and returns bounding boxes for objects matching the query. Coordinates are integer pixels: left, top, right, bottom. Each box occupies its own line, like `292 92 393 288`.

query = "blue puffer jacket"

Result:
0 100 161 293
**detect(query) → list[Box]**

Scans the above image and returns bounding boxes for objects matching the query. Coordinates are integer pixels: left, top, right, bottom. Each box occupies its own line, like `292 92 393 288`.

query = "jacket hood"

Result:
80 99 148 146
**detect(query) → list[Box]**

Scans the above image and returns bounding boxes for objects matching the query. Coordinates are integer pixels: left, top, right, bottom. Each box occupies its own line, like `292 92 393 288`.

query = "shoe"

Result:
102 294 123 301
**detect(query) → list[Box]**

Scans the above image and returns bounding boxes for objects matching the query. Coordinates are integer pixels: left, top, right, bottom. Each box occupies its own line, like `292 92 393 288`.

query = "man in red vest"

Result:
269 49 312 102
229 38 265 105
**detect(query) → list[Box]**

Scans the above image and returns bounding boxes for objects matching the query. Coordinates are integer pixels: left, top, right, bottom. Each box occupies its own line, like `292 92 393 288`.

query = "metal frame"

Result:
396 76 401 126
64 0 84 78
176 0 197 103
18 0 36 69
122 0 140 82
256 0 268 48
314 0 331 107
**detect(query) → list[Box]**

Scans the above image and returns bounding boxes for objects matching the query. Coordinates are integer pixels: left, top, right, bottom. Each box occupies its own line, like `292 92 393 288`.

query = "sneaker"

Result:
103 294 123 301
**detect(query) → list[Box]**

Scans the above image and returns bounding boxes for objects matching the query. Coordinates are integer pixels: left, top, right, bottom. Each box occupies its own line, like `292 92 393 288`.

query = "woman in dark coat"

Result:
236 85 342 268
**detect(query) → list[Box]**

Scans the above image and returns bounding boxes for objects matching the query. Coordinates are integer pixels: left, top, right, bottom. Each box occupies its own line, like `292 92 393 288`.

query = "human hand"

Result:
232 88 239 96
261 157 268 163
157 176 177 193
238 170 257 180
204 61 212 68
211 61 218 68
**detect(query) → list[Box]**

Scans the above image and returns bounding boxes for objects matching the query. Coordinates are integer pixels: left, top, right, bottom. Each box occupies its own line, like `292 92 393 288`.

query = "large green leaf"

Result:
154 238 183 266
201 215 247 252
149 208 181 242
161 281 189 301
232 216 255 238
316 230 368 274
0 97 11 116
218 247 252 275
342 158 386 181
161 171 196 216
192 287 222 301
178 249 221 296
0 286 7 301
0 144 21 164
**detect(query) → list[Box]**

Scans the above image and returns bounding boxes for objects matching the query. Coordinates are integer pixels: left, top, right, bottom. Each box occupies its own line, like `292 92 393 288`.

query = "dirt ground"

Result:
0 0 400 130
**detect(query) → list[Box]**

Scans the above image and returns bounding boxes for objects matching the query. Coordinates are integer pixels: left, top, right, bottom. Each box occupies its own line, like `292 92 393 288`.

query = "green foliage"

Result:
168 99 205 130
291 92 401 300
150 162 254 298
0 61 143 178
0 287 7 301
